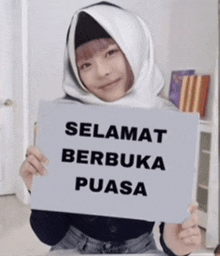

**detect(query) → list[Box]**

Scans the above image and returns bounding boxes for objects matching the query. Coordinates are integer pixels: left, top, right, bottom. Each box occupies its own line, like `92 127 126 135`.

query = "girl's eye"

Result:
106 49 119 57
79 62 91 70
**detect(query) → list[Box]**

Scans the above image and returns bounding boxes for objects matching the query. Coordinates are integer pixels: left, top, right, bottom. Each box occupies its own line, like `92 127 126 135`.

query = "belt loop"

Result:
78 235 88 252
102 242 111 253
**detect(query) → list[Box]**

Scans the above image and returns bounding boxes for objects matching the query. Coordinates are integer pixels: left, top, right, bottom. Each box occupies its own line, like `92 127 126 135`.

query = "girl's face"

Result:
75 38 134 102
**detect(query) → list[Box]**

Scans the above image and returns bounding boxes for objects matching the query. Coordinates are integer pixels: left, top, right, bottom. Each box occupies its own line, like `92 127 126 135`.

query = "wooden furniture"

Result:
196 59 219 248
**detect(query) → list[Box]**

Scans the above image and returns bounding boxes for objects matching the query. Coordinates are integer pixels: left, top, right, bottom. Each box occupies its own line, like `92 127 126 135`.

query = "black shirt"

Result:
30 210 155 244
30 210 182 256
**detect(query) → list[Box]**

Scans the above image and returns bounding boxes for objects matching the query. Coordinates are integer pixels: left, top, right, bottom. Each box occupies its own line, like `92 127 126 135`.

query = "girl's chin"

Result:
98 92 126 102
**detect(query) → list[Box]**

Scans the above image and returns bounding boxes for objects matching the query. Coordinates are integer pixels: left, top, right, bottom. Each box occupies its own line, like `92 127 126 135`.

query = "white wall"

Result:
28 0 218 142
0 0 24 194
166 0 218 120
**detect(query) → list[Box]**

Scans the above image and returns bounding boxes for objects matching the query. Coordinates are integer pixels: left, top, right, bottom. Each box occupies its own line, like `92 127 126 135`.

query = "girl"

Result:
20 2 201 255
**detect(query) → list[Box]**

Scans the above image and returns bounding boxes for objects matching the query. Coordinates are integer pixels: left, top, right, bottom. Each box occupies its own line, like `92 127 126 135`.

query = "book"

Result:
192 76 203 114
169 70 195 108
192 75 210 117
179 75 190 112
185 75 197 112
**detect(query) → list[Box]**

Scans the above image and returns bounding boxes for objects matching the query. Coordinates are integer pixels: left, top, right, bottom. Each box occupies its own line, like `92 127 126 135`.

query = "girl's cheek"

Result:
78 72 87 86
81 71 94 88
119 56 128 69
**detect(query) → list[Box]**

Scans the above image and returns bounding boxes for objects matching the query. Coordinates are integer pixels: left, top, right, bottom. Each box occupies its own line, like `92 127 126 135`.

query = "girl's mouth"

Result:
99 78 121 89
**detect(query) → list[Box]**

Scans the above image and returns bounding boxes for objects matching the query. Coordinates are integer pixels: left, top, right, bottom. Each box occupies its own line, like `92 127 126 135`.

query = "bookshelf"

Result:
163 1 218 245
196 59 219 248
167 65 218 247
197 131 211 229
199 121 212 133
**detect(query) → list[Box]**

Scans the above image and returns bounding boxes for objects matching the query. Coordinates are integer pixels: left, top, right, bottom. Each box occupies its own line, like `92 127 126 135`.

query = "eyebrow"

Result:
75 42 119 64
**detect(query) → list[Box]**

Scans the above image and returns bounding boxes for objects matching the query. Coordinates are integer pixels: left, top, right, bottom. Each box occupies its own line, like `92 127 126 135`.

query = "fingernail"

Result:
43 169 48 175
43 159 50 166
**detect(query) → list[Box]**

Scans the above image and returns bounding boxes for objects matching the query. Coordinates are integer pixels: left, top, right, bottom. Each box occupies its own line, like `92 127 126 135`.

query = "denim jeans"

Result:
50 226 167 255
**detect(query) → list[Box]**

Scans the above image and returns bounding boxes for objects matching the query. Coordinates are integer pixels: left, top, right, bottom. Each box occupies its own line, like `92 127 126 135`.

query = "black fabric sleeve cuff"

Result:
30 209 71 245
159 223 190 256
29 190 70 245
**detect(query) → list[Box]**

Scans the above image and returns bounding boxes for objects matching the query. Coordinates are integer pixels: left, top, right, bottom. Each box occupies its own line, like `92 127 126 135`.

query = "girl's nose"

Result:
95 60 111 78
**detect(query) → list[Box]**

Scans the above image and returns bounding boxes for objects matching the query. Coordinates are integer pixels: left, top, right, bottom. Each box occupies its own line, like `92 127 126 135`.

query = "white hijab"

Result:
63 2 175 110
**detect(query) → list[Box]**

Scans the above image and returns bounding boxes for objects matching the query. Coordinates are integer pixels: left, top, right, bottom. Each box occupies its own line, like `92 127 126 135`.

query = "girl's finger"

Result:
179 226 200 239
189 202 199 214
182 234 201 246
182 205 199 229
24 161 39 176
27 146 49 165
27 154 47 176
181 217 197 229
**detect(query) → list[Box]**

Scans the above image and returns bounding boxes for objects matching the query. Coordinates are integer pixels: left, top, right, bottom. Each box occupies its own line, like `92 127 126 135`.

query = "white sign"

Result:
30 101 199 223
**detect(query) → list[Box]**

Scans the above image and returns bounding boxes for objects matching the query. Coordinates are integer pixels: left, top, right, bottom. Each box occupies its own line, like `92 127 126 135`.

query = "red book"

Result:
199 75 210 117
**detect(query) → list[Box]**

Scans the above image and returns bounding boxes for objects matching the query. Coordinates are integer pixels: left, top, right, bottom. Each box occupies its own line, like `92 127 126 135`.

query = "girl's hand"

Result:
164 203 202 255
20 146 49 191
178 203 201 247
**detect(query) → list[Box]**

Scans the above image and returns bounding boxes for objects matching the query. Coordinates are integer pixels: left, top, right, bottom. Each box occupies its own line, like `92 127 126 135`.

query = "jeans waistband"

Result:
51 225 158 254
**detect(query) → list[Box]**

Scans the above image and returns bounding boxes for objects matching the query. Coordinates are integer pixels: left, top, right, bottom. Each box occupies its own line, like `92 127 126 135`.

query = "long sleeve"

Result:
30 209 71 245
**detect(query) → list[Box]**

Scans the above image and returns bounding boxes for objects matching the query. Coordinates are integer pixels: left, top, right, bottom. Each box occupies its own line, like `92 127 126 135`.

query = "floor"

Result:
0 195 50 256
0 195 214 256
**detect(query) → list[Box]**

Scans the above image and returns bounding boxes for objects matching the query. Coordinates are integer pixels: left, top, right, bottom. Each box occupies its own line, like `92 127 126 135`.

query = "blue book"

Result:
169 70 195 108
